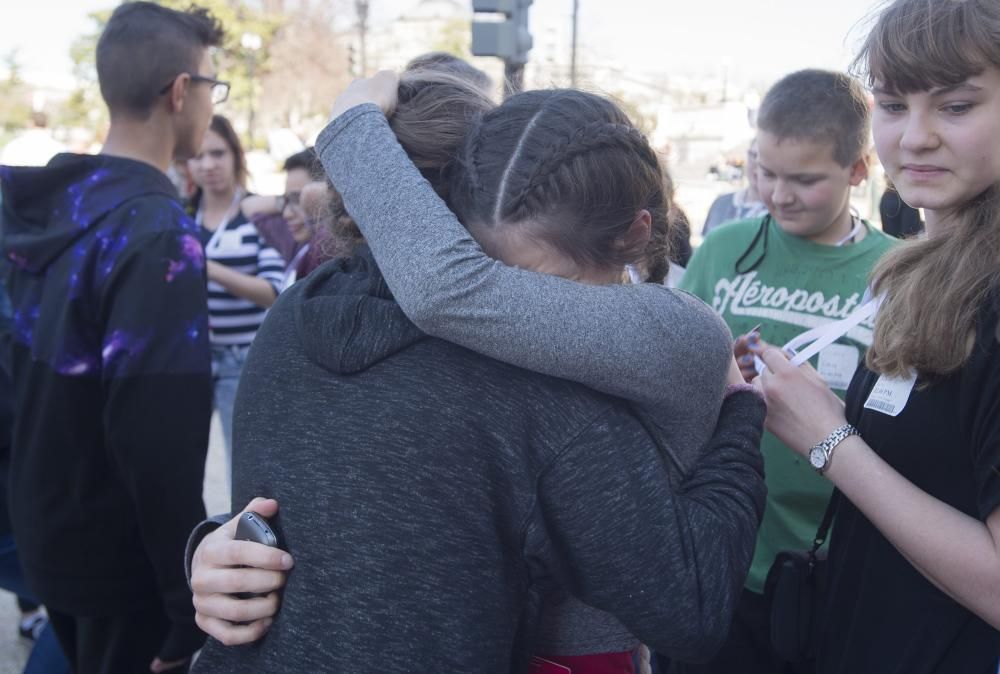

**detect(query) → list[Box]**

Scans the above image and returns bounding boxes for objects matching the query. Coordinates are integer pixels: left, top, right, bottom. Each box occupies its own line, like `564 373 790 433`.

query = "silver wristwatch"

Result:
808 424 860 474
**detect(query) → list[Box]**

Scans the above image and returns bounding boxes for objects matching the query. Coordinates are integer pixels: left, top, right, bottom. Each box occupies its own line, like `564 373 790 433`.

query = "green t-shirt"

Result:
680 216 896 592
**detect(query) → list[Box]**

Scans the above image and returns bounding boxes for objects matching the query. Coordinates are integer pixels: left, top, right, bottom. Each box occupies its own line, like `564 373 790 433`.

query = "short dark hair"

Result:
756 69 870 167
97 1 224 120
283 148 325 181
449 89 672 282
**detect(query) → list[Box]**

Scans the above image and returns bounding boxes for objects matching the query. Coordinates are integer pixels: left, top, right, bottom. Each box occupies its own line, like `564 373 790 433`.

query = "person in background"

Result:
676 69 896 674
241 149 322 260
187 114 284 468
0 2 220 671
282 180 339 285
0 112 65 168
755 0 1000 671
702 139 768 236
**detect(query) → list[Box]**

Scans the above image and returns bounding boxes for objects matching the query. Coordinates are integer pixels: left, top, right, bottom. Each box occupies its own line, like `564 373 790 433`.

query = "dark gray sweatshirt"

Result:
313 104 744 655
189 249 766 673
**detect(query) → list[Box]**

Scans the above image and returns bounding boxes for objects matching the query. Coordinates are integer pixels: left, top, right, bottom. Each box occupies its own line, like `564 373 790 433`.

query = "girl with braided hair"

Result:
311 77 764 672
187 73 766 673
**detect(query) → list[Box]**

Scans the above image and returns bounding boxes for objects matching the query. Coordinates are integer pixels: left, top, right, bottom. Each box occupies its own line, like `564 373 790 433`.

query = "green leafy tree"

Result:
257 1 352 138
57 1 286 145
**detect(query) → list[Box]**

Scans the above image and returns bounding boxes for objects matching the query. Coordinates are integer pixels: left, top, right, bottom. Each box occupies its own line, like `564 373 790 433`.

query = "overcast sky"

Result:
3 0 888 90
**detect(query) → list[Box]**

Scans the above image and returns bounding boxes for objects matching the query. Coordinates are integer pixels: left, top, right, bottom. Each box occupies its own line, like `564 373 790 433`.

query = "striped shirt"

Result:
200 212 284 346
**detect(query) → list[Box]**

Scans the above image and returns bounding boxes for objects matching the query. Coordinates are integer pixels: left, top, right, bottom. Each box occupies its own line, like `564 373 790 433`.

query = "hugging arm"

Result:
316 104 733 410
525 390 767 661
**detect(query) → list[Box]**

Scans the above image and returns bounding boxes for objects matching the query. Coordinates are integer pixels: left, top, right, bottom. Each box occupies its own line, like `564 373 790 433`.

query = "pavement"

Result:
0 414 230 673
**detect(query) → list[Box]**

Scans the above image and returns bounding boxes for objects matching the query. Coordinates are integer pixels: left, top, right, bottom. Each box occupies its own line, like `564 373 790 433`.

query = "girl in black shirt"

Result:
754 1 1000 672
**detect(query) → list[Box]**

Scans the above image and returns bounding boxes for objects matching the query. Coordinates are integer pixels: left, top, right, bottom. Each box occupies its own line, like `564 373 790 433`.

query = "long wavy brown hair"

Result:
854 0 1000 379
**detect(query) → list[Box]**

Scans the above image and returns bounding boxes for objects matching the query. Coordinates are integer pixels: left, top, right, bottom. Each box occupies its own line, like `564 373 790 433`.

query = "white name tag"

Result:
863 371 917 417
817 343 860 391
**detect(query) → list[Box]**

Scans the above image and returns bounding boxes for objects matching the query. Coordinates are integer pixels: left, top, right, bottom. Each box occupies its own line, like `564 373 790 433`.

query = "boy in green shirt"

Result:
677 69 896 673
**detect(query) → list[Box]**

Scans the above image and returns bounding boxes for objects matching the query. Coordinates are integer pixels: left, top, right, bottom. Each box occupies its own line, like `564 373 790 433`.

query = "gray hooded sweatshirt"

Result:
311 104 754 656
189 247 766 673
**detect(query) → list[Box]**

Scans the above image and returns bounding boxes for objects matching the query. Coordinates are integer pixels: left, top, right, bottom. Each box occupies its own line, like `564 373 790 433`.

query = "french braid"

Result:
500 122 659 223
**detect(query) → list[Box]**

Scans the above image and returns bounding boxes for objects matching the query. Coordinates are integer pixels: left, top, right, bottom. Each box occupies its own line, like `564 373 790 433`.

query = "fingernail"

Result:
740 354 754 364
748 333 759 344
281 554 293 569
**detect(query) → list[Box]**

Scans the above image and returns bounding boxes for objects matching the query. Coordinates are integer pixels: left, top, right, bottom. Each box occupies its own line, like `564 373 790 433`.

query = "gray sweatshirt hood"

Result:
293 246 426 374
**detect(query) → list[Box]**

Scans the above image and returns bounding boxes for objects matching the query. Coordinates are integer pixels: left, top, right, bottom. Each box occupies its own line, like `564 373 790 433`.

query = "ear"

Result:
168 73 191 114
623 209 652 250
848 154 869 187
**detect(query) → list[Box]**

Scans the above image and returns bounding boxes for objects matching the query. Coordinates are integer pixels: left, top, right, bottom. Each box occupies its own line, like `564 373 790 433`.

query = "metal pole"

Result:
570 0 578 87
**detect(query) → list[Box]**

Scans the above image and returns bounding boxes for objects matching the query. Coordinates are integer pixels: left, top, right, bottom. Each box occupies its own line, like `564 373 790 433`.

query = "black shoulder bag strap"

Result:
809 489 840 561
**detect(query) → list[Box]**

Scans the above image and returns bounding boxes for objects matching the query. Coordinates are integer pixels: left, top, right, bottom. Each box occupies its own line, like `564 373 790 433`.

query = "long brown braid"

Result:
450 89 672 282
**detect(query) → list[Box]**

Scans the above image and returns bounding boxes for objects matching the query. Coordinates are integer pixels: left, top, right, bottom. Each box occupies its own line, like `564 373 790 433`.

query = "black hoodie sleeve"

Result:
99 227 212 662
525 390 767 663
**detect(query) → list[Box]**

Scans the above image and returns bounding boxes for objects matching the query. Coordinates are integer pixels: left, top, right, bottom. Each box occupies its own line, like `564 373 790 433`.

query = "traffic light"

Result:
471 0 533 66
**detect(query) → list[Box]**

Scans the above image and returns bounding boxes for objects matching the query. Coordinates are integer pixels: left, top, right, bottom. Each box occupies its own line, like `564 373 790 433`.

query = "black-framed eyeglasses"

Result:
158 73 230 104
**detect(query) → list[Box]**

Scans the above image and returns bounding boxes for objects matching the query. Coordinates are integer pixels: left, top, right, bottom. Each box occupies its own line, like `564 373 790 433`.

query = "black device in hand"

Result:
233 511 282 602
235 511 280 548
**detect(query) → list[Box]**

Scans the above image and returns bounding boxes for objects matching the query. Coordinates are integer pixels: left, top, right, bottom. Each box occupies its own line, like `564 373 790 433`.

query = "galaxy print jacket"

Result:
0 154 211 662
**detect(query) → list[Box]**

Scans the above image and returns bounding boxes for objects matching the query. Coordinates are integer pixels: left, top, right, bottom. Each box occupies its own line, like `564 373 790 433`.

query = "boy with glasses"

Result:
0 3 224 672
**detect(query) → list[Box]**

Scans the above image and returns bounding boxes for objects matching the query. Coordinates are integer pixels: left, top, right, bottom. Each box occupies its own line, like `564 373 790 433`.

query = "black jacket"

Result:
0 154 212 660
192 249 767 673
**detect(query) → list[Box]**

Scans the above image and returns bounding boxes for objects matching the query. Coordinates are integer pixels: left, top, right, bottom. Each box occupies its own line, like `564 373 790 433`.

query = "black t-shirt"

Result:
818 296 1000 673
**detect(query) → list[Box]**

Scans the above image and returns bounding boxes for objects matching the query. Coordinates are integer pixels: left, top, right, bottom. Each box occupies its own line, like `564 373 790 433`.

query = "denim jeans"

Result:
211 344 250 485
0 534 71 674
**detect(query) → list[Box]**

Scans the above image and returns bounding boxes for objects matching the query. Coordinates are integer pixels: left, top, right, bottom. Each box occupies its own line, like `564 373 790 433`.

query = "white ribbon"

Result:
755 296 880 375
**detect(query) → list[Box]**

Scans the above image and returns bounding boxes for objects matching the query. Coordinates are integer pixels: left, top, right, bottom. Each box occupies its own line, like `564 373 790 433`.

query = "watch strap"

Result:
813 423 860 474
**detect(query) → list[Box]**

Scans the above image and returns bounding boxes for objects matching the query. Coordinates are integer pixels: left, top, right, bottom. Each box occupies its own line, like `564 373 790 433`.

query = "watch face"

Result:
809 447 827 470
